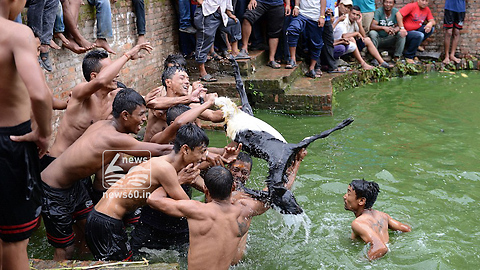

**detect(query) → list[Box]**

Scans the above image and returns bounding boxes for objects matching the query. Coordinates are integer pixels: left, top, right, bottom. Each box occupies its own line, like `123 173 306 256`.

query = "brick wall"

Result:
374 0 479 57
41 0 178 132
45 0 178 97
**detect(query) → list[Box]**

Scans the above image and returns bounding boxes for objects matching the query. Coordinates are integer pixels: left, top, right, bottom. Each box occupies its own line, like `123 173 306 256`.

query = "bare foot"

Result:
75 35 96 50
54 32 70 45
95 38 116 54
417 45 425 52
63 38 87 54
49 39 61 50
450 55 461 64
442 57 451 65
361 62 374 70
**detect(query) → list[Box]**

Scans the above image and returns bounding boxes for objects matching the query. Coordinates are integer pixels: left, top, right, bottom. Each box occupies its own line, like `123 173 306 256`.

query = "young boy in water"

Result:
0 0 53 268
343 179 411 260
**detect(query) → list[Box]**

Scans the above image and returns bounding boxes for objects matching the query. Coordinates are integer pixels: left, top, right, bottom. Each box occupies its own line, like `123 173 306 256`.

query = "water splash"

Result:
270 211 312 243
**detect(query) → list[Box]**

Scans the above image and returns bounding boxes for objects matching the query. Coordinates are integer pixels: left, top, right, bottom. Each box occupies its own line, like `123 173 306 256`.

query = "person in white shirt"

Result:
334 5 393 70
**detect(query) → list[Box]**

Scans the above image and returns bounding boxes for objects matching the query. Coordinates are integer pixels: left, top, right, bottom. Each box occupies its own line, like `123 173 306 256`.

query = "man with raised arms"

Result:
41 88 172 260
147 166 266 270
144 65 224 142
86 123 209 261
48 43 152 158
343 179 411 260
0 0 52 268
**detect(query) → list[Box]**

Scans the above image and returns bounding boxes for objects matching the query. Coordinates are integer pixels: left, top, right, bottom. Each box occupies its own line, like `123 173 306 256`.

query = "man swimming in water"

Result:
0 0 52 268
41 88 172 260
343 179 411 260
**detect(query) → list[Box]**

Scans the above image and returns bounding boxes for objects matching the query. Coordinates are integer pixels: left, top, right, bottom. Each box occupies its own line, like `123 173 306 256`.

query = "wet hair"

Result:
82 50 109 81
204 166 233 200
173 123 209 153
164 54 187 70
236 152 253 168
350 179 380 209
112 88 146 118
162 66 186 87
166 104 191 125
383 0 396 3
352 5 361 12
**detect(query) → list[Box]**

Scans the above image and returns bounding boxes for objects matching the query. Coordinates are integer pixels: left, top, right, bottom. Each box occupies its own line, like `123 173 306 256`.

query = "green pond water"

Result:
29 71 480 269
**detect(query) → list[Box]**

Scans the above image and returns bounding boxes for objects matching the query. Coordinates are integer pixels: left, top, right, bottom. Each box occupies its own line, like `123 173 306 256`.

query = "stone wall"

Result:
374 0 479 57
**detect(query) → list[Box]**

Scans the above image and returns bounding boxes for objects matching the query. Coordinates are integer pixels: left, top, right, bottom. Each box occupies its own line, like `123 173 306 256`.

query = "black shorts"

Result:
444 9 465 29
243 2 284 38
0 120 42 242
355 38 366 51
41 179 93 248
85 209 133 261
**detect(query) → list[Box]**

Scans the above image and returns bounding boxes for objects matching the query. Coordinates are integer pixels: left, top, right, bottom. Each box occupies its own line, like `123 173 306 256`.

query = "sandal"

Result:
285 59 297 69
211 52 223 61
267 60 281 69
200 74 218 82
328 67 346 73
39 52 53 72
305 69 321 78
379 61 393 68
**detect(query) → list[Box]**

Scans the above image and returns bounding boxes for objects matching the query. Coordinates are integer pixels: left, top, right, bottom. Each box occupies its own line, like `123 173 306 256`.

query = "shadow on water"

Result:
29 72 480 269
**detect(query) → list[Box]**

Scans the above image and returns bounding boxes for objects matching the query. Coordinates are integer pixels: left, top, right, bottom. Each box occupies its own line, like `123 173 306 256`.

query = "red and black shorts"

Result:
41 179 93 248
0 121 42 242
444 9 465 29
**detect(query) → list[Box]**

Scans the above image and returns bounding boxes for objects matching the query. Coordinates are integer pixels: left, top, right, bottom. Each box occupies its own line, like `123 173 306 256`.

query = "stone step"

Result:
282 72 341 115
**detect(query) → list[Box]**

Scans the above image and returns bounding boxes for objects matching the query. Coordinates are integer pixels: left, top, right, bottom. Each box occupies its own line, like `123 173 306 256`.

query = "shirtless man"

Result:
144 65 223 142
147 166 266 270
343 179 411 260
230 149 306 264
0 1 52 268
41 88 172 260
48 43 152 158
86 123 209 261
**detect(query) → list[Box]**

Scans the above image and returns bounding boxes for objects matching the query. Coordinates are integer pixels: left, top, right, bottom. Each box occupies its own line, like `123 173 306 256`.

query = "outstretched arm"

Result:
351 220 388 260
73 43 153 100
147 187 205 218
150 93 217 144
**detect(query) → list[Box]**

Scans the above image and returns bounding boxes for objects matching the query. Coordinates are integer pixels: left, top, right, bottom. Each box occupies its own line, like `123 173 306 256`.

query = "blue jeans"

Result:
275 12 293 62
87 0 112 39
287 14 324 60
404 25 434 59
54 3 64 33
179 0 191 28
132 0 145 35
26 0 59 44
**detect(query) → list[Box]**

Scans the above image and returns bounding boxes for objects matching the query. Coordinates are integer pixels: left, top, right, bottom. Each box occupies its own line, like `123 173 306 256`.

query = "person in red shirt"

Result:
396 0 435 63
